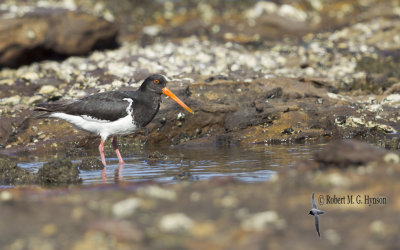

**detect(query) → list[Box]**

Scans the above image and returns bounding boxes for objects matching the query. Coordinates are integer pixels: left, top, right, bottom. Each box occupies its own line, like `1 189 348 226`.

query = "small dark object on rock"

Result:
335 116 347 125
282 128 295 135
79 157 104 170
147 151 170 160
216 134 235 147
37 158 82 185
173 171 199 181
205 75 229 82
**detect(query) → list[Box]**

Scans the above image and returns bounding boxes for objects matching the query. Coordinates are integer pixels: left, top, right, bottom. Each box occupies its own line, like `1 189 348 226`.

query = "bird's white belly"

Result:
50 113 137 141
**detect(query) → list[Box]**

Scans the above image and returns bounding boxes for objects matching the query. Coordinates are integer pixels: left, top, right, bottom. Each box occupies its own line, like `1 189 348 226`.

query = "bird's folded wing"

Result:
61 91 138 121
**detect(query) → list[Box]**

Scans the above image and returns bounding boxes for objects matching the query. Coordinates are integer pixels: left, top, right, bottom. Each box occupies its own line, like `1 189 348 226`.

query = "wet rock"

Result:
224 107 277 131
0 8 118 68
36 158 82 185
314 140 390 168
0 157 36 185
78 157 104 171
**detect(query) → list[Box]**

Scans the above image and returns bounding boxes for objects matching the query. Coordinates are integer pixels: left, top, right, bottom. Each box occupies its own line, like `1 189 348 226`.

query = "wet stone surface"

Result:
0 157 81 185
0 158 36 185
78 157 104 171
36 158 82 185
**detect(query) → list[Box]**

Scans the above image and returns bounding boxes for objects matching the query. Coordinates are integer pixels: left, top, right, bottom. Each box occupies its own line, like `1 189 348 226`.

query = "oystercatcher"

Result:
34 74 193 166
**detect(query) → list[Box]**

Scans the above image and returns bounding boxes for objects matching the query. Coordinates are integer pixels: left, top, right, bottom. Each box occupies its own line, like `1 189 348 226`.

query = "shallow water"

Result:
16 143 324 185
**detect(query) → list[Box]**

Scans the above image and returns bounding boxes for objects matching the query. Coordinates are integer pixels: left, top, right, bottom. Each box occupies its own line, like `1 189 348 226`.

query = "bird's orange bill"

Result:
162 87 194 114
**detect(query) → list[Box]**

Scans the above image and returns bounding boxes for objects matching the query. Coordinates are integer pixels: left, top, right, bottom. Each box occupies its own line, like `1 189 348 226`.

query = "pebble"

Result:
383 153 400 164
278 4 307 22
0 191 13 201
0 95 21 105
41 223 58 236
112 198 141 219
38 85 58 96
24 95 43 105
219 195 238 208
177 112 185 120
383 94 400 105
370 220 386 237
143 25 161 36
325 229 341 245
137 185 177 201
190 222 216 238
159 213 194 233
241 210 286 231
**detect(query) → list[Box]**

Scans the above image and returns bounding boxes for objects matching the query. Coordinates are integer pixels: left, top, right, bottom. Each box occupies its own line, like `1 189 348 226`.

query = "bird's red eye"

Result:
154 79 159 84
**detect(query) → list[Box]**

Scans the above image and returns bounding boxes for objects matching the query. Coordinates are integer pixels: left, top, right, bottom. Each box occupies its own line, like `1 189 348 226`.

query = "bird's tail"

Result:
317 210 325 215
34 103 65 119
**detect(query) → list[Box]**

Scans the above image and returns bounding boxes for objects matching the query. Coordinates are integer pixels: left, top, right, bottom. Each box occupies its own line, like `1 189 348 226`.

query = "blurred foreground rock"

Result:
0 140 399 249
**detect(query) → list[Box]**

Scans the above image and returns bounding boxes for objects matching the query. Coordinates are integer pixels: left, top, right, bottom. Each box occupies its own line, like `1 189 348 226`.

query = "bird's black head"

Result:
139 74 168 94
308 210 313 215
138 74 194 114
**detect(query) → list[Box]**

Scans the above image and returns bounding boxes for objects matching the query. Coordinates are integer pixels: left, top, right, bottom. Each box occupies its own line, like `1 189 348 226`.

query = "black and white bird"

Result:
309 192 326 237
34 74 193 166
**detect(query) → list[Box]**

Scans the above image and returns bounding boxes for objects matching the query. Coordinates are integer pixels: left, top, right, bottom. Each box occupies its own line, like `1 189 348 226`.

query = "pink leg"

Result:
112 137 125 165
99 140 107 166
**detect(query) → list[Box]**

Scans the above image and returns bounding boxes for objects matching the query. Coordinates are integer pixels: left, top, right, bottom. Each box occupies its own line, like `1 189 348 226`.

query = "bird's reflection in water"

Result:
115 163 124 183
101 163 124 183
173 165 199 181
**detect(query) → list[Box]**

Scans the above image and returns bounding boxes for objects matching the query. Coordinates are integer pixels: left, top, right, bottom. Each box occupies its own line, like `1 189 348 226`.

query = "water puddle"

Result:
16 143 324 185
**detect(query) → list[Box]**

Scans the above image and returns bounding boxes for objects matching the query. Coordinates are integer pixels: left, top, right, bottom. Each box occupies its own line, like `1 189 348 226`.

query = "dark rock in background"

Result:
0 8 118 68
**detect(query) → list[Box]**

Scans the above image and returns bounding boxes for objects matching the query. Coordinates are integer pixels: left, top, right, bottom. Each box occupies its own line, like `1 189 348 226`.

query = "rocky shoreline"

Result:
1 0 400 249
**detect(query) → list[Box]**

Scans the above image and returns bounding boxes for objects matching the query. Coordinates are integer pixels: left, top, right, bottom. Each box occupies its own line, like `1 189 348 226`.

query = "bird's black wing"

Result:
35 91 139 121
314 215 320 237
311 193 317 209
